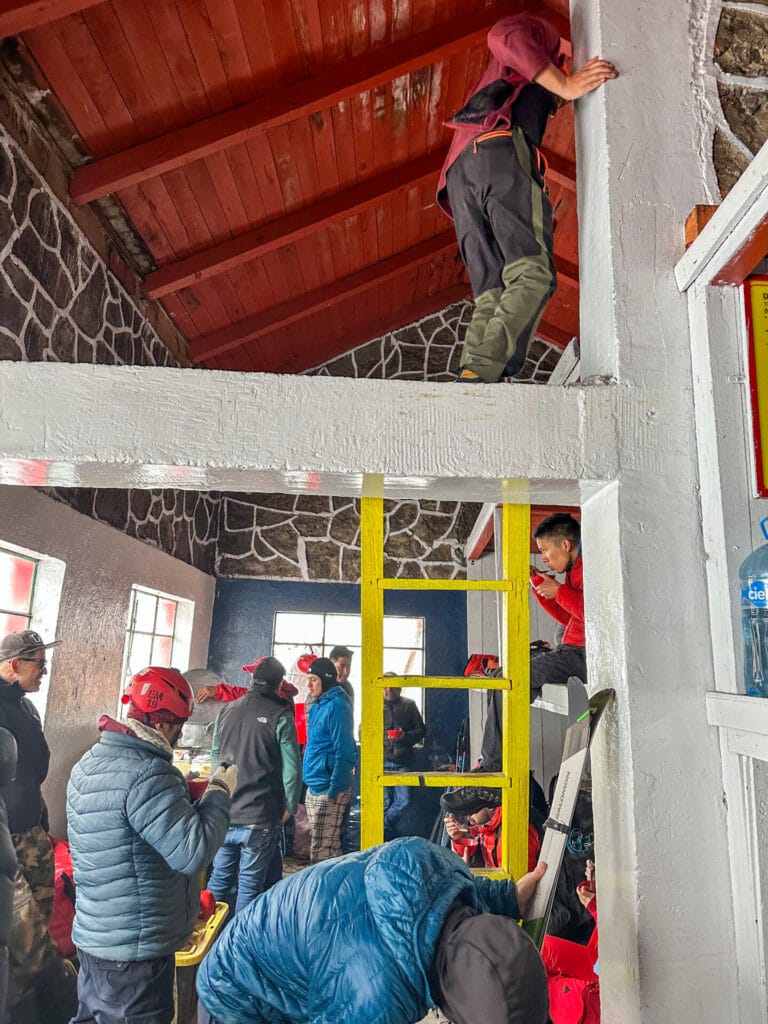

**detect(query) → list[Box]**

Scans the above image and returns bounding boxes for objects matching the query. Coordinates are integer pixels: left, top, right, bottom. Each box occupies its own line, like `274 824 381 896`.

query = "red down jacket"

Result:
49 838 76 958
541 897 599 1024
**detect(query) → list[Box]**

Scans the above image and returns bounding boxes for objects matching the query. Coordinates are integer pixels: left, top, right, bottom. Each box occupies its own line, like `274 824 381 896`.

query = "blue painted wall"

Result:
207 579 468 757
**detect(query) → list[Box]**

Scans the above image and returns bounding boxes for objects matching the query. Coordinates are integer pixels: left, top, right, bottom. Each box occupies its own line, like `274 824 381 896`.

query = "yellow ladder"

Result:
359 497 531 879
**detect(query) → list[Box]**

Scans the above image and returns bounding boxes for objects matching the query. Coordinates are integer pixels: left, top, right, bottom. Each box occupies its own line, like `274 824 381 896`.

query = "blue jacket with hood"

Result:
67 717 230 960
302 684 355 798
196 837 522 1024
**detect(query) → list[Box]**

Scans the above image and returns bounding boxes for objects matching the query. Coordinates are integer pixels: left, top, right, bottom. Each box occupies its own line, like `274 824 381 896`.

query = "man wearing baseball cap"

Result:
0 629 76 1020
207 657 302 913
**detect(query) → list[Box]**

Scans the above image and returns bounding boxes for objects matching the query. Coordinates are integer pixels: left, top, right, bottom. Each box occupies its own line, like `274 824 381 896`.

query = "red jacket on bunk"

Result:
542 896 599 1024
449 808 541 872
532 552 585 647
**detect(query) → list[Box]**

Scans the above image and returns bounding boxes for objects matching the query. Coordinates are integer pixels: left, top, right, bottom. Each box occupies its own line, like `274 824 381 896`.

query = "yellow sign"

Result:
747 277 768 496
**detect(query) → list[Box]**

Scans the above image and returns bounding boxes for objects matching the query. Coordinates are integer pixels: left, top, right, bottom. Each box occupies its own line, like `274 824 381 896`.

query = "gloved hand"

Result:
206 763 237 798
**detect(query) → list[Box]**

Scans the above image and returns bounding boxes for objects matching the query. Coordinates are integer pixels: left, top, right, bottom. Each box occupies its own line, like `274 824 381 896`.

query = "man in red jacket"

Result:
530 512 585 700
437 13 617 383
470 513 585 774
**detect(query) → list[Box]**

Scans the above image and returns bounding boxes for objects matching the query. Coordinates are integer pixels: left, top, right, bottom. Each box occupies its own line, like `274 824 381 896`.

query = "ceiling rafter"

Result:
70 3 570 204
146 148 576 299
237 283 474 374
0 0 105 36
189 231 460 363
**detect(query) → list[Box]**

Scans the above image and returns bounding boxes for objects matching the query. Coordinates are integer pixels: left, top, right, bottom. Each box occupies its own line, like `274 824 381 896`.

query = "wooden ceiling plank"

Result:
249 281 471 373
188 231 458 361
553 254 579 289
70 4 569 203
535 318 572 350
712 214 768 286
0 0 106 36
144 149 444 297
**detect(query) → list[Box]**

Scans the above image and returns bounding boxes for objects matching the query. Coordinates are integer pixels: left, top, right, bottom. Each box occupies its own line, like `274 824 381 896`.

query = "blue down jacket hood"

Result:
67 720 229 960
197 837 521 1024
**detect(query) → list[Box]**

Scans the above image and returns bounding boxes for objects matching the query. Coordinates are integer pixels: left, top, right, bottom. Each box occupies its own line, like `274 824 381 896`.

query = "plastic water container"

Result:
739 517 768 697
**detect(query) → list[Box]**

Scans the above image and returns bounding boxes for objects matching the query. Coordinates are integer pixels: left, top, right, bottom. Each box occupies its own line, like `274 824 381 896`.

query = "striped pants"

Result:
305 789 352 863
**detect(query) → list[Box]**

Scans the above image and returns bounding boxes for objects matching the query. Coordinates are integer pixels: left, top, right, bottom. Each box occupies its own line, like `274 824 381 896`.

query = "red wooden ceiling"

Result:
4 0 577 373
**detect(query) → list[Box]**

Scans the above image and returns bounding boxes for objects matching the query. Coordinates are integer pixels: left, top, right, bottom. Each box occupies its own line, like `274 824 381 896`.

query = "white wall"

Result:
0 486 215 835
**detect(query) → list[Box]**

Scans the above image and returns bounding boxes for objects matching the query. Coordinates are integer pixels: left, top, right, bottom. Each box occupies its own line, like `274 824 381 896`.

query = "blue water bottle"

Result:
739 517 768 697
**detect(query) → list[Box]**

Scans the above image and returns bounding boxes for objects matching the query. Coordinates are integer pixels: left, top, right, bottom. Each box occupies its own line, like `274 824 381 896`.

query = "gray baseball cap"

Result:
0 631 62 660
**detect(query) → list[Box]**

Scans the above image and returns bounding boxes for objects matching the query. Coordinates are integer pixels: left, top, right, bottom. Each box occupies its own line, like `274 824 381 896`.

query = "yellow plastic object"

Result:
358 495 530 879
175 901 229 967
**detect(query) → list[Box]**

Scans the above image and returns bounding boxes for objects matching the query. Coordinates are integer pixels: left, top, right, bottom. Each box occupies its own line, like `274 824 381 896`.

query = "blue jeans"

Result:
383 761 410 829
207 821 282 915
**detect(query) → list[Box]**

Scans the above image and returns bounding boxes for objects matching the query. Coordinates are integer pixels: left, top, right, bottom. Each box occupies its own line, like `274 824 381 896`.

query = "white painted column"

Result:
573 0 739 1019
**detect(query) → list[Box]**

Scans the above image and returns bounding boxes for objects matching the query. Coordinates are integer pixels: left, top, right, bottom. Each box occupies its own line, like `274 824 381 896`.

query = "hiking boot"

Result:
454 368 486 383
440 786 502 815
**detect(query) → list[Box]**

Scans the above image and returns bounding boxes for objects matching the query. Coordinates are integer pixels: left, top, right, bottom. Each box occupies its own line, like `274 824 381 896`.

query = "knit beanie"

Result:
307 657 338 693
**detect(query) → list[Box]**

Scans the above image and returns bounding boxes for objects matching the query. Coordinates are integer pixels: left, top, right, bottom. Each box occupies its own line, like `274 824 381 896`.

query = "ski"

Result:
522 687 615 948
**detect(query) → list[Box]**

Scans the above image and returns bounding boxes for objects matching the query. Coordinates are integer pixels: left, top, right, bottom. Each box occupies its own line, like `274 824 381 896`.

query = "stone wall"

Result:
217 494 481 581
712 2 768 194
42 488 220 576
307 300 563 384
0 132 178 366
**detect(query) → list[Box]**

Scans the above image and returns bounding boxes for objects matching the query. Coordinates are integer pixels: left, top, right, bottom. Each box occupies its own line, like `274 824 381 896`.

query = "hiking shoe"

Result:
440 786 502 815
455 368 486 383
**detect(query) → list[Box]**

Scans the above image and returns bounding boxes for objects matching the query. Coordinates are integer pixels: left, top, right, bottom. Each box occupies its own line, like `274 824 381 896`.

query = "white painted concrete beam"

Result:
0 362 626 501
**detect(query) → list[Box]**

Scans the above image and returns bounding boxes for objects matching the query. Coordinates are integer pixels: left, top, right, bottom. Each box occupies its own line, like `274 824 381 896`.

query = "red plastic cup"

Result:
387 729 403 739
199 889 216 920
187 778 209 801
530 573 545 588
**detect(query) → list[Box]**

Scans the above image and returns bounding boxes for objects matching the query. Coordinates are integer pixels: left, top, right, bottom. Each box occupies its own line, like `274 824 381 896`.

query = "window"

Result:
121 586 194 694
0 547 37 636
0 541 66 723
272 611 426 733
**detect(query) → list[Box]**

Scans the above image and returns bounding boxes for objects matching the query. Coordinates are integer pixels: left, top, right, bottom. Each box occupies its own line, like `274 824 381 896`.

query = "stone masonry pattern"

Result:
713 2 768 195
216 495 482 581
0 134 178 367
42 488 220 576
307 301 563 384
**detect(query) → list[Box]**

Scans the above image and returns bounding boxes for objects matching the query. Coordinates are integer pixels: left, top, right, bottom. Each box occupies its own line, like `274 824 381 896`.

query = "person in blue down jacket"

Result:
301 657 356 863
197 836 549 1024
66 667 235 1024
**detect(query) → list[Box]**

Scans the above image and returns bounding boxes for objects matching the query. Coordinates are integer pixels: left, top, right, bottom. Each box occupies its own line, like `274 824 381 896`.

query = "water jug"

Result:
739 517 768 696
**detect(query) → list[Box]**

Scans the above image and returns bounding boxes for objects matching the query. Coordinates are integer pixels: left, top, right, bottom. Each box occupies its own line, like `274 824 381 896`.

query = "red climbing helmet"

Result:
121 666 194 722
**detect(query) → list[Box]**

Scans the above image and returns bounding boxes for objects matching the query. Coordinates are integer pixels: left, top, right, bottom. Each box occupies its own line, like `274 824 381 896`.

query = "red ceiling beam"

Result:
535 318 572 350
554 256 579 290
0 0 105 36
146 148 576 299
70 3 570 204
188 231 459 363
240 283 472 374
146 150 446 299
712 213 768 286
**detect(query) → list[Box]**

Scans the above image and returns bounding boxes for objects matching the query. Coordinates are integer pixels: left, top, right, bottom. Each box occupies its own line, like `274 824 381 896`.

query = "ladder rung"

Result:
378 578 524 591
368 771 513 787
373 674 514 690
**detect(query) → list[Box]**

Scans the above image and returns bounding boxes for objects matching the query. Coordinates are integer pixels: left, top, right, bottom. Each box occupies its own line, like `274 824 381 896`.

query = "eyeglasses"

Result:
18 658 47 668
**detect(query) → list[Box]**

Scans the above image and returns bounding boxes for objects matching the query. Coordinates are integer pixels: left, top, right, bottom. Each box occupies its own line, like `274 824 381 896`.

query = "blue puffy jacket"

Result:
197 837 521 1024
302 685 355 798
67 721 230 960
